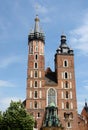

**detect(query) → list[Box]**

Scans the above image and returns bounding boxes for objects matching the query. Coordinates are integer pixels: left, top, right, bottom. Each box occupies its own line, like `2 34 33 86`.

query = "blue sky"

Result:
0 0 88 113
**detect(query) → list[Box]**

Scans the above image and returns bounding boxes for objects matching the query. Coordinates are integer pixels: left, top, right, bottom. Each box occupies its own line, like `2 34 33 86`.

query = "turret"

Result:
56 34 73 54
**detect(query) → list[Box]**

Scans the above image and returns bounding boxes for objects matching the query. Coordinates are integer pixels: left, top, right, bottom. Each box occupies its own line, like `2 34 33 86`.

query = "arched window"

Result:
34 71 38 78
29 43 33 53
66 91 69 99
65 72 68 79
34 101 37 108
34 81 38 87
65 81 68 88
64 60 68 67
34 91 38 98
38 112 40 117
48 88 56 106
35 54 38 60
34 63 38 69
67 122 71 128
66 102 69 109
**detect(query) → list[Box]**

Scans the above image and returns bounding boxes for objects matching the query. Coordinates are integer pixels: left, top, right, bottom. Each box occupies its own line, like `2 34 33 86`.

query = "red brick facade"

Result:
25 16 88 130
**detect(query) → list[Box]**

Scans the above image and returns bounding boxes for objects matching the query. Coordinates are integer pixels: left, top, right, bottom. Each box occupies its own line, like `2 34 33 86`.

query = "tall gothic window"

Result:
65 72 68 79
34 71 38 78
48 88 56 106
34 81 38 87
34 91 38 98
34 101 37 108
34 62 38 69
65 81 68 88
66 91 69 99
66 102 69 109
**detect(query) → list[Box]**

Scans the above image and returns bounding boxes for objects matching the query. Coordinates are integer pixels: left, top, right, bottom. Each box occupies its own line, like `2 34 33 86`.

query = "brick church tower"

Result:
26 15 46 129
25 15 79 130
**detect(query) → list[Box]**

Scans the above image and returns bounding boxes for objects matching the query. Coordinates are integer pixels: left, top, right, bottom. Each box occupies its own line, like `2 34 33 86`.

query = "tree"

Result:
0 101 34 130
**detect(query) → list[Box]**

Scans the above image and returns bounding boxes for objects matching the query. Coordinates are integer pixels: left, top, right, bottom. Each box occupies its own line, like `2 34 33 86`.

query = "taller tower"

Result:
26 15 46 129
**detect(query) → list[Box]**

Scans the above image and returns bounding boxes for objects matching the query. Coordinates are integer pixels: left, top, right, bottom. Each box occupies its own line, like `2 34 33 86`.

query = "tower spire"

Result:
34 15 40 33
28 15 45 43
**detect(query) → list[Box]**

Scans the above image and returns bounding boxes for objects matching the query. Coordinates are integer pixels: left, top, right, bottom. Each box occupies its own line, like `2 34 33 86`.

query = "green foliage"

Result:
0 101 34 130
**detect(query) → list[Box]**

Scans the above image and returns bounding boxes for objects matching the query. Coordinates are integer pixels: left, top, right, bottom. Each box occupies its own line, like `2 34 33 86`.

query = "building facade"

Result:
25 15 87 130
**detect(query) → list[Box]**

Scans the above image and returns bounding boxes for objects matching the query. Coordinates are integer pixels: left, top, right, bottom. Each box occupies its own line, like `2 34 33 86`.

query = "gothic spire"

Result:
34 15 40 33
28 15 45 43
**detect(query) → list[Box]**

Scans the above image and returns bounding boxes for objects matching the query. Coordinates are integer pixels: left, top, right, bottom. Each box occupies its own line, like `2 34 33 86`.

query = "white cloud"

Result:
0 55 22 68
69 12 88 55
0 80 15 87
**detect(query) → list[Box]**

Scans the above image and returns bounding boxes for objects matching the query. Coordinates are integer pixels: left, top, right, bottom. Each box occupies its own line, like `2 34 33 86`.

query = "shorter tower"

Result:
55 35 78 130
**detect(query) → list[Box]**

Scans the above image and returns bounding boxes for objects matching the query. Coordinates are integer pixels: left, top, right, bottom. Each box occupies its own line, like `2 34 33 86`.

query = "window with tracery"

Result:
48 88 56 105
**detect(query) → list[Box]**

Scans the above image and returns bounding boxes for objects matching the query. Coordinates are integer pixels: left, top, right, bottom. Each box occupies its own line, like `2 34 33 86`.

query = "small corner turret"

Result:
28 15 45 43
56 34 73 55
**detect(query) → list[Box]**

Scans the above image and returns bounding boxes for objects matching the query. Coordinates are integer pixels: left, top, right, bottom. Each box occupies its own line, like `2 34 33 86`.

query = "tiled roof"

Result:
45 68 57 85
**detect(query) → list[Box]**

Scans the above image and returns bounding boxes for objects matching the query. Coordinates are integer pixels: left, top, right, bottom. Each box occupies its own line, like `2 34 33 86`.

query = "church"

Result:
25 15 88 130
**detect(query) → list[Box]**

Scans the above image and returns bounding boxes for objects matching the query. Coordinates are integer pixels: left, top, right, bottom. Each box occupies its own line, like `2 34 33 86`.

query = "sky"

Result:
0 0 88 113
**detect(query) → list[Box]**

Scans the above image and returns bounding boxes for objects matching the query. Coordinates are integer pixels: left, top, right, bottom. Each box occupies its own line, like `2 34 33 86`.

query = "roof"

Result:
45 67 57 85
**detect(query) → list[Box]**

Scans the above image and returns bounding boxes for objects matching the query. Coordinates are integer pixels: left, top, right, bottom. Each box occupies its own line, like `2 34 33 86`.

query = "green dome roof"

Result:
49 102 56 107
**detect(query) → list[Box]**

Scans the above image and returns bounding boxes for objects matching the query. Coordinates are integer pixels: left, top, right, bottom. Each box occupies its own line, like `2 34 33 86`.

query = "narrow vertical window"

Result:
30 71 33 78
66 102 69 109
70 91 72 99
65 81 68 88
30 102 32 108
30 43 33 53
66 91 69 99
30 91 32 98
71 102 73 109
34 71 38 78
39 91 42 98
67 122 71 128
65 72 68 79
39 71 41 78
64 60 68 67
34 81 38 87
39 81 42 88
35 63 38 69
61 81 63 88
34 101 37 108
38 112 40 117
35 54 38 60
70 82 72 88
34 91 38 98
61 91 64 99
62 102 64 109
